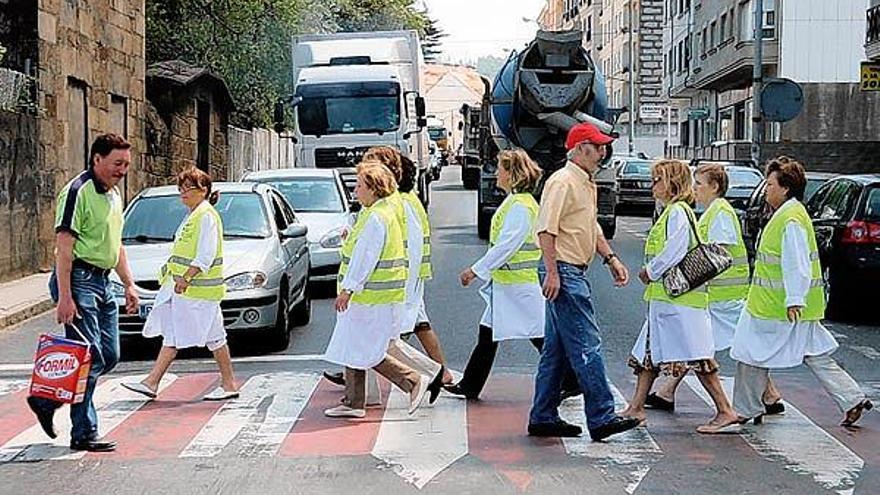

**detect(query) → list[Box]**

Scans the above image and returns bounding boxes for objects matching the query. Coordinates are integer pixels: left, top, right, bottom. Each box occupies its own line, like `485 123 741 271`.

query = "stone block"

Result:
38 11 58 44
59 0 77 28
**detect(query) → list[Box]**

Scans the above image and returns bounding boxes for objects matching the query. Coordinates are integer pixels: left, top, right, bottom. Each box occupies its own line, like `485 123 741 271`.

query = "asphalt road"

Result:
0 166 879 494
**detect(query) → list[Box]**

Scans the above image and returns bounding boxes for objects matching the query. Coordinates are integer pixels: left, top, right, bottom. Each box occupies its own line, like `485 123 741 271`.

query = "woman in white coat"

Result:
622 160 740 433
646 164 784 415
323 161 429 419
123 167 238 401
445 150 576 400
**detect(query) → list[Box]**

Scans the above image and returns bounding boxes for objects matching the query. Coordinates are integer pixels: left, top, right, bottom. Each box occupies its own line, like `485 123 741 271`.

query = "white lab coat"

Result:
143 202 226 349
730 199 838 368
323 212 403 369
705 203 746 351
400 201 427 333
471 201 545 341
630 205 715 364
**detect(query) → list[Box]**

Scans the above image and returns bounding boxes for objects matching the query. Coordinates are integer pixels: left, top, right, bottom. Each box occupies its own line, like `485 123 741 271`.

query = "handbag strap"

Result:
665 202 703 247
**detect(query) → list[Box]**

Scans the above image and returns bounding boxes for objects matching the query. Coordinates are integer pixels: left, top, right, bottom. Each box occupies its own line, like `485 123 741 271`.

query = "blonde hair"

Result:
498 149 542 193
363 146 402 183
652 159 694 204
695 163 729 196
356 160 397 198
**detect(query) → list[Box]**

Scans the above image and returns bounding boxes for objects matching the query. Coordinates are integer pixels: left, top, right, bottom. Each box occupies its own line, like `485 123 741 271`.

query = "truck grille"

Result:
314 147 372 168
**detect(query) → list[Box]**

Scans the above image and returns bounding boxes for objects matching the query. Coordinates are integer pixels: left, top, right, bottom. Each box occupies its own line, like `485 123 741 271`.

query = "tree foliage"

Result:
146 0 441 128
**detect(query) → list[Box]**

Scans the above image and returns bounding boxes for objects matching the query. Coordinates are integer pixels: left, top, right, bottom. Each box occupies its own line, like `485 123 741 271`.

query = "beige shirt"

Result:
536 161 601 266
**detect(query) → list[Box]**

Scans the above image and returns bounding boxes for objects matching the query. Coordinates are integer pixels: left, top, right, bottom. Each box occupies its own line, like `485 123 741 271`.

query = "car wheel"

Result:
269 290 291 351
292 278 312 326
823 264 849 322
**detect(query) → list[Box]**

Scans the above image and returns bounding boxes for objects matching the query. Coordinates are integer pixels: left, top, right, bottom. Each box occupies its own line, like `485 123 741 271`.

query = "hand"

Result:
174 277 190 295
124 284 140 315
335 291 352 312
609 258 629 287
787 306 803 323
56 295 79 325
542 269 561 301
638 267 651 285
459 268 477 287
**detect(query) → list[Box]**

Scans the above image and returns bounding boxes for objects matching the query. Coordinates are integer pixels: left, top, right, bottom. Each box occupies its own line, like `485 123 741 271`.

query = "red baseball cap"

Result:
565 122 614 150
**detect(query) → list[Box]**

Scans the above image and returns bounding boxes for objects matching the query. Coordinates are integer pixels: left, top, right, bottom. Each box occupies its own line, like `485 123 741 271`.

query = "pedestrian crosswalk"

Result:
0 371 875 493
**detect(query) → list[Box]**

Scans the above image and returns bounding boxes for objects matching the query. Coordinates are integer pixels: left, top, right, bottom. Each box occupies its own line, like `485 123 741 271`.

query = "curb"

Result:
0 299 54 332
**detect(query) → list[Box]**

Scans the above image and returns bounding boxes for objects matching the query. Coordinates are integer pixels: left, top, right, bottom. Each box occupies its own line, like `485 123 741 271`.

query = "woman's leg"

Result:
210 342 237 392
454 325 499 398
762 376 783 405
142 346 178 391
694 371 740 431
621 369 657 423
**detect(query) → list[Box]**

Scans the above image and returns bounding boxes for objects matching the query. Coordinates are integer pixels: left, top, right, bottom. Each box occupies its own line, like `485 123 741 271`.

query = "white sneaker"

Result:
203 388 240 401
324 405 366 418
121 381 157 399
408 376 429 415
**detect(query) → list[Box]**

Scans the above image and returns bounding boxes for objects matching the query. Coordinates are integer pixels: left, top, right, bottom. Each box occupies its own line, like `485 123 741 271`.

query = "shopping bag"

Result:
29 325 91 404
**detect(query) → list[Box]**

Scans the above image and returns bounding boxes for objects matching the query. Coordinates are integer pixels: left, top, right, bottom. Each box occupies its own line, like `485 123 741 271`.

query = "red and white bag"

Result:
29 325 92 404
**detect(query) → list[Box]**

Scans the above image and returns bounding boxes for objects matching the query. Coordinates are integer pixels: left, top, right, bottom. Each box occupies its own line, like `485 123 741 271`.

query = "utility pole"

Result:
751 0 764 166
628 1 636 154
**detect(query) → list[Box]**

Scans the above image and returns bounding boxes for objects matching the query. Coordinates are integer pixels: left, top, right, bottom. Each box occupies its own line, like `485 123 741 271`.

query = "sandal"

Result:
841 399 874 427
645 392 675 412
696 418 744 434
763 400 785 415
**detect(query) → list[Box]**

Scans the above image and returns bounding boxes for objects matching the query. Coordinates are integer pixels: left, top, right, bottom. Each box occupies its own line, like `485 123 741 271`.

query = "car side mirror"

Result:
282 224 308 239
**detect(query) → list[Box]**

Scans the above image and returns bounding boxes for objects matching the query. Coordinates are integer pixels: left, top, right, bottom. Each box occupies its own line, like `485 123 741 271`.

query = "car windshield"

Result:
863 187 880 222
122 192 271 243
623 161 652 175
728 168 763 188
296 82 400 136
260 178 345 213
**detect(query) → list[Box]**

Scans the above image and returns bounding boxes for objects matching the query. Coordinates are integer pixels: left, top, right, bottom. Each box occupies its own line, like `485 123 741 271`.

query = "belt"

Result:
558 261 588 271
72 259 111 276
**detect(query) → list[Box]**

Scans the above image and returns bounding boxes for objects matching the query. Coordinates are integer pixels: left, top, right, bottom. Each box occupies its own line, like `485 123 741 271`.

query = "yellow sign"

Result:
861 62 880 91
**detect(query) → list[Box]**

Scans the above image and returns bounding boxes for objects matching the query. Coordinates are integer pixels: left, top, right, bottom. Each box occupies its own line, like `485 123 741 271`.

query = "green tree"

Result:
419 12 445 62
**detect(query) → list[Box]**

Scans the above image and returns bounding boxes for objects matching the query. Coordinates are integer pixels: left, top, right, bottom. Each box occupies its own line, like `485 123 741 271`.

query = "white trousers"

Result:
733 352 865 418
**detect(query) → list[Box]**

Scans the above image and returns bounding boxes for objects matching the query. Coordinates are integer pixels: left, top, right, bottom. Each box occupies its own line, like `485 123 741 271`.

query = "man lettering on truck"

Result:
27 134 139 453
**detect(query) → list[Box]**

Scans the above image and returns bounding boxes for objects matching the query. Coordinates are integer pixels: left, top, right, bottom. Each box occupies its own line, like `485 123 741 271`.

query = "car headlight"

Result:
320 227 347 249
225 272 268 291
110 281 125 297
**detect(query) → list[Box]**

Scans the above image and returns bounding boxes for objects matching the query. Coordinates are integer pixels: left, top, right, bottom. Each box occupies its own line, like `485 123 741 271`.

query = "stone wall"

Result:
0 110 42 281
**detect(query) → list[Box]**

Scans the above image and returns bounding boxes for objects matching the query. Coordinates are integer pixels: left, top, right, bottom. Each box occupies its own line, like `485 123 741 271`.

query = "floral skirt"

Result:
627 326 718 376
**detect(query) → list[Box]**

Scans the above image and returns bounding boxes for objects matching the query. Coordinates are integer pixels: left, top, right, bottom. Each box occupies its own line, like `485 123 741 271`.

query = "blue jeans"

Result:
32 267 120 442
529 262 617 432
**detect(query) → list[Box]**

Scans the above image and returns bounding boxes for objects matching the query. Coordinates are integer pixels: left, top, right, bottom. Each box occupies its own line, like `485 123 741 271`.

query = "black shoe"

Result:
645 392 675 412
764 401 785 415
323 371 345 386
560 388 583 401
70 439 117 452
427 367 445 405
590 416 641 441
26 396 57 439
442 383 478 400
528 420 583 438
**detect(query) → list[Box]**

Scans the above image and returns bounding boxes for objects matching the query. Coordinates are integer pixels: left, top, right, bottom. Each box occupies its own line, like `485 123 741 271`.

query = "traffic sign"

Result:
639 105 665 120
688 107 710 120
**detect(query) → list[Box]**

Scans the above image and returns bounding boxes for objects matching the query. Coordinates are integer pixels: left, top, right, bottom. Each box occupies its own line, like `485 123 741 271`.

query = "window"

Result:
586 15 592 41
196 99 211 171
818 182 855 221
702 27 708 54
709 21 716 48
720 14 727 40
67 78 89 169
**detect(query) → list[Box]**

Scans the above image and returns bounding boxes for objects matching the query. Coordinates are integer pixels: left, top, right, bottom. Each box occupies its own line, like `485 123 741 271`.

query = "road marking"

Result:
371 386 469 489
683 375 863 495
0 378 28 397
0 353 328 373
180 372 320 458
0 374 177 462
558 382 663 495
847 345 880 361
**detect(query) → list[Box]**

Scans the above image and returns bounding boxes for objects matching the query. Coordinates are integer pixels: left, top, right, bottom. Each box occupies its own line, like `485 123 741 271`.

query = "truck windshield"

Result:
297 82 400 136
428 127 447 141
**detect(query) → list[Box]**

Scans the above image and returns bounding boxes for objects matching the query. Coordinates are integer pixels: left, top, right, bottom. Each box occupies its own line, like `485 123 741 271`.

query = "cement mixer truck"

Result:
476 30 618 239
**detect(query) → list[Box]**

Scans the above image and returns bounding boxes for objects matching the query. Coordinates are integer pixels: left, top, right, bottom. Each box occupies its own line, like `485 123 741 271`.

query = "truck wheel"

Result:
477 208 491 240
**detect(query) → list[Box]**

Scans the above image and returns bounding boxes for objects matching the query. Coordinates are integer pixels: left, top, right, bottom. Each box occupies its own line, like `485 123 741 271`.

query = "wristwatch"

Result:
603 253 619 265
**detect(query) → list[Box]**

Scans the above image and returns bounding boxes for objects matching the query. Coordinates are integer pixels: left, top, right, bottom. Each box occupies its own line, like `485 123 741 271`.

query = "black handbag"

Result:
662 207 733 297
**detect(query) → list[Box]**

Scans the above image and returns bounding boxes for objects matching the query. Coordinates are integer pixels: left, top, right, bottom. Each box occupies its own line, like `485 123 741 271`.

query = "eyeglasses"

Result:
178 185 198 194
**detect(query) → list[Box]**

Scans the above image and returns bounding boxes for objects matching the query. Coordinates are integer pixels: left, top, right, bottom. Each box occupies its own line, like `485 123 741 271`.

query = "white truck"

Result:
278 30 431 205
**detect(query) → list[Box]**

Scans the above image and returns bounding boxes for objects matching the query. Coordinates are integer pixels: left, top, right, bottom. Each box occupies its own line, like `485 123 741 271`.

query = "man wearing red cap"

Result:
528 122 641 441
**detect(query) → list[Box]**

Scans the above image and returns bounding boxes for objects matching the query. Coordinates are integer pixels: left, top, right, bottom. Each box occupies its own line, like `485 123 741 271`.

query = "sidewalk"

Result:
0 273 53 331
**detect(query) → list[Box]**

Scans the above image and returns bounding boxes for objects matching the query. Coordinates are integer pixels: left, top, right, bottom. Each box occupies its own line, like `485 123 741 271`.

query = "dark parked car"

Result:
614 157 654 210
805 175 880 319
741 171 839 260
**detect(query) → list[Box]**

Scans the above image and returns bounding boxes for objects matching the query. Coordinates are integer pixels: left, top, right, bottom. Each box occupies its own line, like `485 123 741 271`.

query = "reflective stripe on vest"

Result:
489 193 541 285
337 197 407 305
402 192 433 279
746 200 826 321
158 202 226 301
697 198 750 302
643 202 709 309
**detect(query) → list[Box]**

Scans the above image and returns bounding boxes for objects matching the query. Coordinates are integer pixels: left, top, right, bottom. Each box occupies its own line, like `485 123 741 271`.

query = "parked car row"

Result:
111 168 358 351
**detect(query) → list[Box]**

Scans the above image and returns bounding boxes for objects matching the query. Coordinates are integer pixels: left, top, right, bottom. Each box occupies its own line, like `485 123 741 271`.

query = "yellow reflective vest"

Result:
697 198 750 302
490 193 541 285
643 201 708 309
159 202 226 301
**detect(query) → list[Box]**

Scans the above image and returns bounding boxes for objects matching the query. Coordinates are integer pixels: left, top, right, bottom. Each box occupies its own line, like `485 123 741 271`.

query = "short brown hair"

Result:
695 163 729 196
652 159 694 204
498 149 542 193
177 166 219 205
89 133 130 167
765 155 806 201
356 160 397 199
363 146 402 183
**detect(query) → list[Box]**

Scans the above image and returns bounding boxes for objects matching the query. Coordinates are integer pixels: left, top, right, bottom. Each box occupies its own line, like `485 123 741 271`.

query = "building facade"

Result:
667 0 880 172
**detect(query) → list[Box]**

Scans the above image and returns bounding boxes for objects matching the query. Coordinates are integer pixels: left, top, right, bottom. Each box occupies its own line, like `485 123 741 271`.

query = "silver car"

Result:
243 168 355 283
110 182 311 350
